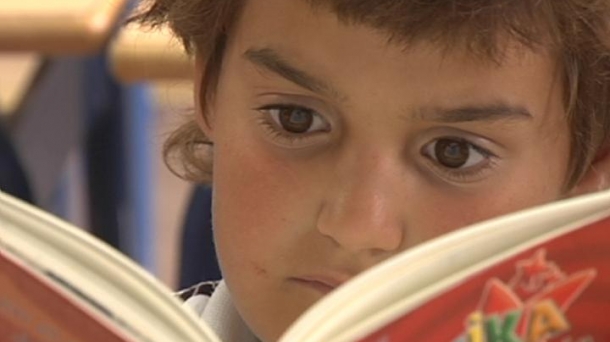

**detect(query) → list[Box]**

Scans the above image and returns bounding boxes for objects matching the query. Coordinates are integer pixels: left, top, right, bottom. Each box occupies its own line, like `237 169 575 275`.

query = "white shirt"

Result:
182 281 259 342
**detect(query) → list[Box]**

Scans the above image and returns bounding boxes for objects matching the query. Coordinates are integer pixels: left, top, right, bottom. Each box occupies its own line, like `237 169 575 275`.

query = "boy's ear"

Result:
569 143 610 196
193 55 215 141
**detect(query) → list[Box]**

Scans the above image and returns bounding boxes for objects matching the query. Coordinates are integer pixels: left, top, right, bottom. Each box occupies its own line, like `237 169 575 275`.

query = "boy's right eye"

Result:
255 104 331 148
268 105 326 134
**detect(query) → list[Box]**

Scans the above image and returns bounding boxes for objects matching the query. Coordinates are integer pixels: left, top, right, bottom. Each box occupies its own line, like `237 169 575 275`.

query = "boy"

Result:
136 1 610 341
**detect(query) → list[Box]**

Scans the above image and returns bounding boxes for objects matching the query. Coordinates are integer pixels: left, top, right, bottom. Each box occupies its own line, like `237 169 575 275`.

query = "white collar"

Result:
202 280 260 342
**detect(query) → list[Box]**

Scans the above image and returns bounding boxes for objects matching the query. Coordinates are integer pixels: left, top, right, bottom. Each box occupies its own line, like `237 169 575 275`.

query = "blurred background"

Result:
0 0 216 289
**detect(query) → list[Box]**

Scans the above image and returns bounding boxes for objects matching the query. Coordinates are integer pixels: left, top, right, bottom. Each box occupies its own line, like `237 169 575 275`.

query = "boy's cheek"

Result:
211 133 318 249
413 175 563 244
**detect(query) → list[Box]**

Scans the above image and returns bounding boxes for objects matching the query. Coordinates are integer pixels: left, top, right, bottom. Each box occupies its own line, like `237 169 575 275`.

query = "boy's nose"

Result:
316 150 405 254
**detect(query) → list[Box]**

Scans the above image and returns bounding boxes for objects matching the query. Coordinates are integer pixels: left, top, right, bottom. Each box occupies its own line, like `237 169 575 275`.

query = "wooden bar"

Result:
110 23 193 82
0 54 41 116
0 0 128 54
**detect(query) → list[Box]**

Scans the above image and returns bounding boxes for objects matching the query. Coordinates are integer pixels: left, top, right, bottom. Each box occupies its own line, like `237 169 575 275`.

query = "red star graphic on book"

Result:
477 249 596 338
509 250 566 298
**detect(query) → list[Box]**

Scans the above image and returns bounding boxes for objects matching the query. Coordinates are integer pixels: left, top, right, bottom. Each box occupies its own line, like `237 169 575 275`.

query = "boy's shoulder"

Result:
176 280 221 301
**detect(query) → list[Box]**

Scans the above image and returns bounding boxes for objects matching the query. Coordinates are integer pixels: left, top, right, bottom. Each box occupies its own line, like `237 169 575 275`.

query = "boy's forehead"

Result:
238 0 554 65
231 0 562 127
237 0 554 69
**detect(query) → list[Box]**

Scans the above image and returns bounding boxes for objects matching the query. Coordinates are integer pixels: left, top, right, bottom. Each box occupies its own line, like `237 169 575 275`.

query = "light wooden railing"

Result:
110 23 193 82
0 0 128 54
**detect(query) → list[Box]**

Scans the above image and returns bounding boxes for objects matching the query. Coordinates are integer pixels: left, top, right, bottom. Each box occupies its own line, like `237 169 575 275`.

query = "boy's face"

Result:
201 0 570 340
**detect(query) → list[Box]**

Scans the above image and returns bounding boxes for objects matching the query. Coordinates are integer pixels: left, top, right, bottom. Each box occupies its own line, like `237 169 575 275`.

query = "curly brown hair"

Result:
135 0 610 190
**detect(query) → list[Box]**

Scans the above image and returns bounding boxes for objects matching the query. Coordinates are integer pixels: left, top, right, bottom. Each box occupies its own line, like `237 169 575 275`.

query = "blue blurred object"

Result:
179 185 221 288
0 121 33 203
121 84 157 273
84 55 126 253
84 56 157 274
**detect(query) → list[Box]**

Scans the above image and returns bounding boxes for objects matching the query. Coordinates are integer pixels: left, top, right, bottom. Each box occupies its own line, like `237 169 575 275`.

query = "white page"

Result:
280 190 610 342
0 192 220 342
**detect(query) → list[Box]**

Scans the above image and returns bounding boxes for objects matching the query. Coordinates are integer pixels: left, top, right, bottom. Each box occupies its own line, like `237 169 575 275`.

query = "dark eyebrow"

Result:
244 47 343 100
412 103 533 123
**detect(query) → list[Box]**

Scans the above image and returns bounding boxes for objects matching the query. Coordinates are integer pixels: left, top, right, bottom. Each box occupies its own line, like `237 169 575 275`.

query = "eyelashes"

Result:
254 103 499 183
420 137 498 183
255 104 330 147
257 104 328 134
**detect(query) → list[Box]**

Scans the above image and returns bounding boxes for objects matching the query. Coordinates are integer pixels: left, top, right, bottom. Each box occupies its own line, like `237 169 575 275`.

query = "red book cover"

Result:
360 215 610 342
0 249 133 342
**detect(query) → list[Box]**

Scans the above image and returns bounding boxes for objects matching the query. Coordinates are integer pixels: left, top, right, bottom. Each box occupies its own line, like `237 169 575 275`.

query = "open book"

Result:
1 189 609 342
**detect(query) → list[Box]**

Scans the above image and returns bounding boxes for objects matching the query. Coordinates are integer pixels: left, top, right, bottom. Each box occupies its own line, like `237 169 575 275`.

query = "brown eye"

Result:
423 137 489 170
434 138 470 168
259 104 330 142
421 136 497 182
278 107 314 133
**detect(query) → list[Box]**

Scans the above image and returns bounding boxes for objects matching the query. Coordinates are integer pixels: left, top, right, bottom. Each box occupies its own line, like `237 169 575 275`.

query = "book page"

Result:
0 249 132 342
0 192 221 342
356 214 610 342
281 190 610 342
